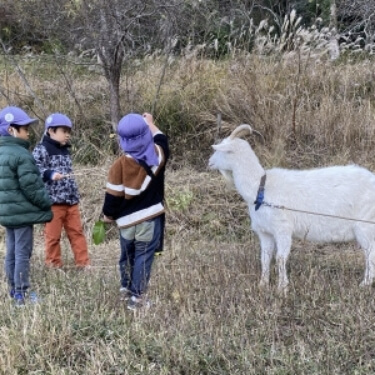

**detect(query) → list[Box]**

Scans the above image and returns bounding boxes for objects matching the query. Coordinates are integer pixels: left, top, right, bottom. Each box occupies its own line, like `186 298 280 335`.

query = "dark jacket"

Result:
33 135 80 205
0 136 53 227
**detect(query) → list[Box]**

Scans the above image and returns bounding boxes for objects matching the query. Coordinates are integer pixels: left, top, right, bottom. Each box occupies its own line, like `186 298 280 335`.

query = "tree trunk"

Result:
102 62 122 154
329 0 337 30
107 67 121 133
329 0 340 60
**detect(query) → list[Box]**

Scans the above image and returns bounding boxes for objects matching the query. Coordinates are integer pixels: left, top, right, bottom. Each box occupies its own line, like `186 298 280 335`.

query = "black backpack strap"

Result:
137 159 155 178
137 159 166 253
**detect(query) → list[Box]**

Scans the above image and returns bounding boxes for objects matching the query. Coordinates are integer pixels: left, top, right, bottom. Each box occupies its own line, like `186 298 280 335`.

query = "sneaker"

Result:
28 291 40 304
9 289 15 299
13 293 25 307
119 287 130 301
127 295 151 311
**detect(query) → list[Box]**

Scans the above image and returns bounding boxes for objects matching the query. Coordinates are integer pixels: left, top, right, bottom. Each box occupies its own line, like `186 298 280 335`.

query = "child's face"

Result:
9 125 30 140
48 126 71 145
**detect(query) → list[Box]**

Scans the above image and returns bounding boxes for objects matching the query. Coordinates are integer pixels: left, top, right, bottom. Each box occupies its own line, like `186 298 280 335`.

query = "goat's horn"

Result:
229 124 265 143
253 129 265 144
229 124 253 139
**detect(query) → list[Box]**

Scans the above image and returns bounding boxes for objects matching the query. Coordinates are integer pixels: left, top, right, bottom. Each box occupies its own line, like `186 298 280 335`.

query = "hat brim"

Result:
13 118 38 126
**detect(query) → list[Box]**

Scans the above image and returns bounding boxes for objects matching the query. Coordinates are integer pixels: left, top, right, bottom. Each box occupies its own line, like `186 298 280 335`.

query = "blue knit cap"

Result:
117 113 159 166
0 106 37 136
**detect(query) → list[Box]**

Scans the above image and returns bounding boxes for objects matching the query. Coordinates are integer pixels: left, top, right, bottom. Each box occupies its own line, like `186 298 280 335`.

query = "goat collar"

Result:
254 174 266 211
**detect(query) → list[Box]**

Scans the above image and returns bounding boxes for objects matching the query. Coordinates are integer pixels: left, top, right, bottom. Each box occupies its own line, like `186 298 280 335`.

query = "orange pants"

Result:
45 204 90 268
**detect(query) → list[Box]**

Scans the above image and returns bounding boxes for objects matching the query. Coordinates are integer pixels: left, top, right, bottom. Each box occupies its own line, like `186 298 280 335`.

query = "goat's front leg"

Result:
275 234 292 293
258 233 276 289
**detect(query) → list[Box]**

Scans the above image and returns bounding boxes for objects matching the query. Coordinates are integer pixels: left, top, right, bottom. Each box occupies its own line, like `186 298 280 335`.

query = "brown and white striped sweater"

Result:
102 132 169 228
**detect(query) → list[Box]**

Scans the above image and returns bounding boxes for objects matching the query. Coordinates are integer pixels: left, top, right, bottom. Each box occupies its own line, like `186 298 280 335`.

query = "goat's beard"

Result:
219 169 236 190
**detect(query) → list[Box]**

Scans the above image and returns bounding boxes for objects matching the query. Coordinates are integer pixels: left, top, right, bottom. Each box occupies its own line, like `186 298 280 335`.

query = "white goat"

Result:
208 124 375 291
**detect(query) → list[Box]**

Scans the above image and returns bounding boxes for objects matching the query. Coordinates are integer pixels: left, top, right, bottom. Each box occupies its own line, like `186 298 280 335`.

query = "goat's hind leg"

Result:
359 242 375 287
356 228 375 286
258 232 276 289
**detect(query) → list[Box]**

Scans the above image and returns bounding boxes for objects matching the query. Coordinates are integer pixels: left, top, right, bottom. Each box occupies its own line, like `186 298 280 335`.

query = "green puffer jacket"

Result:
0 136 53 227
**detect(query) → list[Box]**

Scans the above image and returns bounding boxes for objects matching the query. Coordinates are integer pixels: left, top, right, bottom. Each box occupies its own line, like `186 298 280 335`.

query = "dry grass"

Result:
1 52 374 167
0 52 375 373
0 165 375 374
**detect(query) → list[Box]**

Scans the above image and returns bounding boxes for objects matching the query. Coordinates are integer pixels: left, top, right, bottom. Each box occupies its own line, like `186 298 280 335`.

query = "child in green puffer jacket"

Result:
0 106 53 306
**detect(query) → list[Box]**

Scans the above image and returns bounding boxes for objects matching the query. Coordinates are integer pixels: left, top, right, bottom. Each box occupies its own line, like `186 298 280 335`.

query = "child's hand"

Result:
143 112 154 125
143 112 159 135
52 172 65 181
102 215 114 223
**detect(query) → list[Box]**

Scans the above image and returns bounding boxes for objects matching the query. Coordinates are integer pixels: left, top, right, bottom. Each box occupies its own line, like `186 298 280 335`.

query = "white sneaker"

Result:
28 291 40 304
119 287 130 301
127 295 151 311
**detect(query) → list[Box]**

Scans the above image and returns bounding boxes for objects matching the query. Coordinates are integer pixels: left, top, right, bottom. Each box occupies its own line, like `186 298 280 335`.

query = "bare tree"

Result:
70 0 179 132
337 0 375 44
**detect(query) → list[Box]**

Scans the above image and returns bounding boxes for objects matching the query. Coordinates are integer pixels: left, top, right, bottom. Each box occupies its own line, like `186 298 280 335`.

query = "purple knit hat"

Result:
117 113 159 166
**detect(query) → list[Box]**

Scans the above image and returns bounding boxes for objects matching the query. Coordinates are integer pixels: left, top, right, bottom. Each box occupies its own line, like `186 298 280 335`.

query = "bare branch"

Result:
0 38 46 116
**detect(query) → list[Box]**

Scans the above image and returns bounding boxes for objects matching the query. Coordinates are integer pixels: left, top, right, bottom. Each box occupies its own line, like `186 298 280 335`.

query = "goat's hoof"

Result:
360 279 373 288
277 285 289 296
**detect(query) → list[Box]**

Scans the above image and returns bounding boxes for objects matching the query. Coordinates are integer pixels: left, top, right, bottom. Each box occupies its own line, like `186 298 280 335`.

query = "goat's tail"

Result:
229 124 264 142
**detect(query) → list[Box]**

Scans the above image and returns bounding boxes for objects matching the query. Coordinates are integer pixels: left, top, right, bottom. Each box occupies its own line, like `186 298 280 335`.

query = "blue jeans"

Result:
4 226 34 294
119 216 161 297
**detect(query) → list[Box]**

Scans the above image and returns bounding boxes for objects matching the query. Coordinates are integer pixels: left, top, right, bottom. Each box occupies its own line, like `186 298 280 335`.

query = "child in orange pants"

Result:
33 113 90 269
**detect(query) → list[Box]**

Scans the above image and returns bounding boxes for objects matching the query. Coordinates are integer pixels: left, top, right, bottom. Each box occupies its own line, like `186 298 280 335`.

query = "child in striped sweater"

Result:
102 112 169 310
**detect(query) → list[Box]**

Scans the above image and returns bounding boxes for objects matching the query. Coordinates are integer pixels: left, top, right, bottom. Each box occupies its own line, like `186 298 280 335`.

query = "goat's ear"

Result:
212 143 234 153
